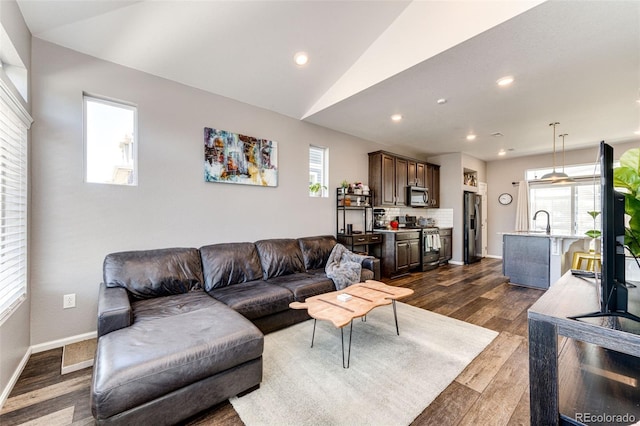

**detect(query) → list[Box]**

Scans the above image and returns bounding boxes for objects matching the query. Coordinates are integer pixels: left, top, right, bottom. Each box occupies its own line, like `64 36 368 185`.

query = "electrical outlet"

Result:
63 293 76 309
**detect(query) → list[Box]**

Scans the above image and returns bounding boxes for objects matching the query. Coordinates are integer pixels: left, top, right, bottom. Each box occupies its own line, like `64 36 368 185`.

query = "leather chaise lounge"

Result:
91 235 379 425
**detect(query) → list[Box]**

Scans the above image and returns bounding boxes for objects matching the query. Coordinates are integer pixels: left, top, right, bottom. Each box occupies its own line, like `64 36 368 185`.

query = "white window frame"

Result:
529 181 601 235
0 77 32 325
309 145 328 197
83 94 138 186
527 163 603 236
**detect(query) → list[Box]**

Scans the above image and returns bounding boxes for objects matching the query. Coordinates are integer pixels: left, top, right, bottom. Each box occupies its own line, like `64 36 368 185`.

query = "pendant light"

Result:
541 122 571 182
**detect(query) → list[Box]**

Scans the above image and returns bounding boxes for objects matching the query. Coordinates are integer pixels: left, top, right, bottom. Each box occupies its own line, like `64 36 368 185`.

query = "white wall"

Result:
29 39 390 345
486 140 640 258
428 152 487 263
0 0 31 406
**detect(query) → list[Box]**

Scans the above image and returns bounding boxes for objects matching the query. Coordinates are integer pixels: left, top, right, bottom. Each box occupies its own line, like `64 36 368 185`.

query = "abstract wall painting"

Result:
204 127 278 187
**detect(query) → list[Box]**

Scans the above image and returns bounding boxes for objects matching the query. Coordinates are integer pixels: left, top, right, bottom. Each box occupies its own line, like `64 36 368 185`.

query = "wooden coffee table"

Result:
289 280 414 368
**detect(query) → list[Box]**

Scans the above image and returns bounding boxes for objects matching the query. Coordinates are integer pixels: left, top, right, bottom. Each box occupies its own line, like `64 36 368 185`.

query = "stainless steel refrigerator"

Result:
464 191 482 264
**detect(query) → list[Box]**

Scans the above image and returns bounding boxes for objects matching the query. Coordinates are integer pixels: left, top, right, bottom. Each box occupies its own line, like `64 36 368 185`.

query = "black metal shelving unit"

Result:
336 188 381 254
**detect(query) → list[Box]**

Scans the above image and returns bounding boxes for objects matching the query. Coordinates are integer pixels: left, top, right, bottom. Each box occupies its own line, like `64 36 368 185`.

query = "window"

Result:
527 164 601 235
84 95 137 185
0 78 32 324
309 145 328 197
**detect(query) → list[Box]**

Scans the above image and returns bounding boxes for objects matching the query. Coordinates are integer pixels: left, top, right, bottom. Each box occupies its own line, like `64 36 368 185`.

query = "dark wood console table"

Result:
528 272 640 425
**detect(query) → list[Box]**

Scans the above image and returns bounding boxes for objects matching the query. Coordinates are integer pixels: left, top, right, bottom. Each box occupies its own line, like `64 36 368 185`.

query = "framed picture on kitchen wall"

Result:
204 127 278 187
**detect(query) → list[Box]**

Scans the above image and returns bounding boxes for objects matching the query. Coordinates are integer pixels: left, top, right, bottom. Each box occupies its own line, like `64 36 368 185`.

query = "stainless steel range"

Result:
420 227 440 271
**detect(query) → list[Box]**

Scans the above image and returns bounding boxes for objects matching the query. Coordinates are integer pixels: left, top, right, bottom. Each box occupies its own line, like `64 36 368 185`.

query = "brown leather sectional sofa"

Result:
91 235 380 425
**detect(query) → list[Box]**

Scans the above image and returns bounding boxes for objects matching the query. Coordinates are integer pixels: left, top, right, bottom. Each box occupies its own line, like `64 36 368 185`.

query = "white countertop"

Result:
501 231 590 239
374 229 421 233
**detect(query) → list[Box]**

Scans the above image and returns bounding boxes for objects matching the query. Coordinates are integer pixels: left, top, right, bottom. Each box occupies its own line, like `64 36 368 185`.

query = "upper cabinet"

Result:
408 161 426 188
370 152 405 206
395 156 408 206
427 163 440 208
369 151 440 208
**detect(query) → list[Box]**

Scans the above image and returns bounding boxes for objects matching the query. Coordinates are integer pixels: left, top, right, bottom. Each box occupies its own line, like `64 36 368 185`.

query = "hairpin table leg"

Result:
393 300 400 335
341 320 353 368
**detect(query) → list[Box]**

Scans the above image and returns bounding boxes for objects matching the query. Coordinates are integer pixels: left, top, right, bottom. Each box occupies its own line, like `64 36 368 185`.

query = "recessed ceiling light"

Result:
466 134 476 141
498 149 507 156
497 76 514 86
391 114 403 122
635 130 640 135
294 51 309 66
436 98 447 104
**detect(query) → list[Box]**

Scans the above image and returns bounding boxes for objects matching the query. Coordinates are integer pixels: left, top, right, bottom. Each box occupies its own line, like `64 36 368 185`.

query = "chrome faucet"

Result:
533 210 551 235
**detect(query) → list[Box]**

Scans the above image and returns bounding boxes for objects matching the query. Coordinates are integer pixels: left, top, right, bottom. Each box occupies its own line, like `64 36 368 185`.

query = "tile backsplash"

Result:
379 207 453 228
426 208 453 228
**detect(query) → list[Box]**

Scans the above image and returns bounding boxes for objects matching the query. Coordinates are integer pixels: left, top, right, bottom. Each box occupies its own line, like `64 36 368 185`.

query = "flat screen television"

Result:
570 141 640 323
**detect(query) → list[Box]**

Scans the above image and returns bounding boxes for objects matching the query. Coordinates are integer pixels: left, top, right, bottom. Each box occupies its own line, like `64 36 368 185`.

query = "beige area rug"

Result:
231 302 498 426
61 338 96 374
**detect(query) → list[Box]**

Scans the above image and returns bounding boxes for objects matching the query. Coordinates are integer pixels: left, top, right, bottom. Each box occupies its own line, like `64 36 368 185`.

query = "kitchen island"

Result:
502 232 591 289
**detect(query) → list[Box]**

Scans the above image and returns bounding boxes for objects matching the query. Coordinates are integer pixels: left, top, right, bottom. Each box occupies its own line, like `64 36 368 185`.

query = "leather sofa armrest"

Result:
97 283 132 338
361 257 381 281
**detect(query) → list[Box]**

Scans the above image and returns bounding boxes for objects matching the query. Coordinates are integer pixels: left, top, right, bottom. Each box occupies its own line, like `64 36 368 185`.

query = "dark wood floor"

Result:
2 258 638 425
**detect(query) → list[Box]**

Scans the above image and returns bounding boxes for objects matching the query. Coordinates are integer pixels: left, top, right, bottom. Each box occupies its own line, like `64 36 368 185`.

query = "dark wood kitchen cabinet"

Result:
369 151 438 208
395 157 408 206
439 228 452 264
398 238 421 270
408 161 426 187
372 230 420 278
426 163 440 207
369 152 408 206
380 153 395 205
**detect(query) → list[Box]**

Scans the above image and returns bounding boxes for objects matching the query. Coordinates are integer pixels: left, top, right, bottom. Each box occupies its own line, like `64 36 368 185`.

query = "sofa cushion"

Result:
103 248 203 299
131 291 221 324
199 242 263 291
209 280 294 320
267 272 335 302
307 267 374 285
254 239 305 279
91 302 263 420
297 235 337 271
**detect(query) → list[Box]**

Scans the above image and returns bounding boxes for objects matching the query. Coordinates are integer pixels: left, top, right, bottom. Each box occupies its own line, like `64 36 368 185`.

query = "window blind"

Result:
529 180 600 235
309 145 328 195
0 78 31 324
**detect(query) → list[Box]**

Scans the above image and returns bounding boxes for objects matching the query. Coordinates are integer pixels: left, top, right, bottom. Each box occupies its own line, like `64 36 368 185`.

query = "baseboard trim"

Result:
448 260 464 265
2 332 97 410
485 254 502 259
61 358 94 375
31 331 97 354
0 347 31 410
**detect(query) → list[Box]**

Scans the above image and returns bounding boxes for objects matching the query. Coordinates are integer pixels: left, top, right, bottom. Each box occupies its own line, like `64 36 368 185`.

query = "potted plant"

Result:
340 180 349 194
584 211 601 252
309 182 326 197
613 147 640 278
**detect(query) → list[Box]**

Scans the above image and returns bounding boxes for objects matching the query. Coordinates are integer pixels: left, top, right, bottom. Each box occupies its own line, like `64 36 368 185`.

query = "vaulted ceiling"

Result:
16 0 640 161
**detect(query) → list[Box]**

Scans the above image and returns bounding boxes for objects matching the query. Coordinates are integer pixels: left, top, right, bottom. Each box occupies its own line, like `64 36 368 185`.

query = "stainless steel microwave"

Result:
407 186 429 207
